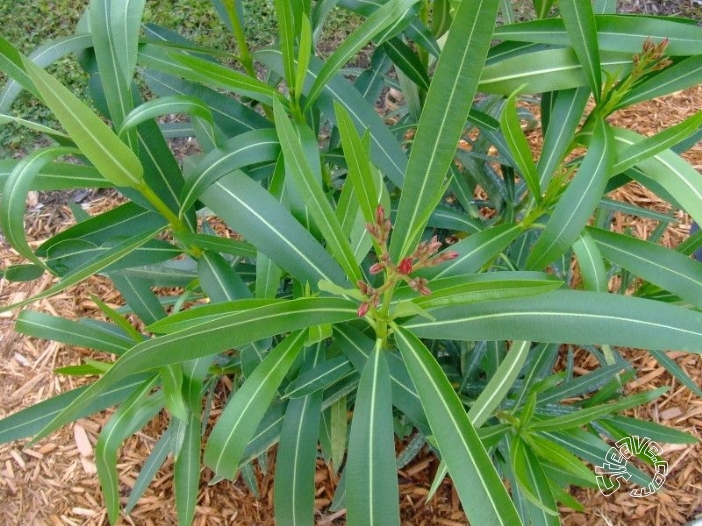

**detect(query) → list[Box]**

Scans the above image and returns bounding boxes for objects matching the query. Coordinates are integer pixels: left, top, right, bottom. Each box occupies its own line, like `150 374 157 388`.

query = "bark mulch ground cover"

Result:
1 83 701 526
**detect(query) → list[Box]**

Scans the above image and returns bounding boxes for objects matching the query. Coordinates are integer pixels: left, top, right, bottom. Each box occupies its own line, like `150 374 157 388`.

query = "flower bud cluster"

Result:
356 205 458 317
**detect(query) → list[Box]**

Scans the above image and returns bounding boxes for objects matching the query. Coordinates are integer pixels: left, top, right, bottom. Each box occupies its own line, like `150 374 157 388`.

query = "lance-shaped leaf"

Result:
494 15 702 56
500 87 541 201
420 224 523 280
390 0 500 260
347 340 400 526
527 118 613 270
23 58 143 187
201 171 347 286
95 376 162 524
616 55 702 109
613 111 702 174
256 49 407 186
560 0 602 100
395 328 523 525
572 231 608 292
274 345 324 525
611 128 702 227
170 52 282 105
16 311 132 355
403 290 702 353
587 227 702 309
1 146 78 268
30 298 357 443
0 34 93 111
204 330 308 479
274 0 297 94
479 48 632 95
536 87 590 190
0 161 108 191
174 410 202 525
274 99 362 283
468 340 531 427
1 227 164 313
305 0 420 108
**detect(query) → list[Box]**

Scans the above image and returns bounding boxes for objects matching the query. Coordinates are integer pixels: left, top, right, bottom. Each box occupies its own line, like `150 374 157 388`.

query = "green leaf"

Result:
536 87 590 190
468 340 531 427
16 311 132 355
274 99 362 283
256 49 408 186
588 227 702 309
509 436 559 520
119 95 218 148
421 224 523 280
558 0 602 99
295 14 313 101
33 298 357 444
1 227 165 313
572 231 608 292
23 58 144 187
600 415 698 444
174 411 201 525
1 146 78 269
274 345 324 525
284 355 353 399
197 250 251 302
334 102 381 227
204 330 308 479
0 161 109 191
528 388 667 432
0 374 151 444
382 37 430 91
125 424 173 512
525 434 596 486
611 128 702 227
0 36 40 103
500 87 541 201
480 48 632 95
200 171 347 286
404 290 702 352
494 15 702 56
305 0 420 108
613 111 702 174
2 264 44 282
395 328 522 524
616 55 702 108
648 349 702 398
390 0 500 260
170 52 283 105
0 34 94 111
95 376 162 524
347 340 400 526
275 0 297 95
527 118 613 270
403 272 562 309
160 364 188 422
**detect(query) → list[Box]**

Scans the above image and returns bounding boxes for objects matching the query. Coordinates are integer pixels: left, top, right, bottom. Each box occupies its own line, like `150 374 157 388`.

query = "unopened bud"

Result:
375 205 385 225
357 302 369 317
369 262 384 275
398 257 413 275
357 280 371 295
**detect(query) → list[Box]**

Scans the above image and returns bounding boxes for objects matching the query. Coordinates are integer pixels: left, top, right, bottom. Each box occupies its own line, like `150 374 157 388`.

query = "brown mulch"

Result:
1 87 702 525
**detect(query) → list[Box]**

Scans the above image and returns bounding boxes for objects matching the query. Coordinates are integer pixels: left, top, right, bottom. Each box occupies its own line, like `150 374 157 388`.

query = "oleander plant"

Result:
1 0 702 524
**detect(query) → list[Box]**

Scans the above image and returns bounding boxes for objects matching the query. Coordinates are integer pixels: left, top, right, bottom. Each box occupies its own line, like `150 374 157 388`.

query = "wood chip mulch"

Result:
1 88 701 525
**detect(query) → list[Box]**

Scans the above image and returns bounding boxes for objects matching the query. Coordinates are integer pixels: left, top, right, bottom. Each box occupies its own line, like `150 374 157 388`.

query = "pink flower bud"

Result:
375 205 385 225
357 302 369 317
357 280 370 295
398 257 413 275
369 262 384 275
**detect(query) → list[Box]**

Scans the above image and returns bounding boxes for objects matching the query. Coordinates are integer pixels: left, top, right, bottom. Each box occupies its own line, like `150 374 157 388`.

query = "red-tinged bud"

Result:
383 219 392 234
428 236 442 254
398 257 413 274
357 302 369 317
369 262 384 275
444 251 459 260
357 280 370 295
375 205 385 225
366 222 378 236
419 284 431 296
